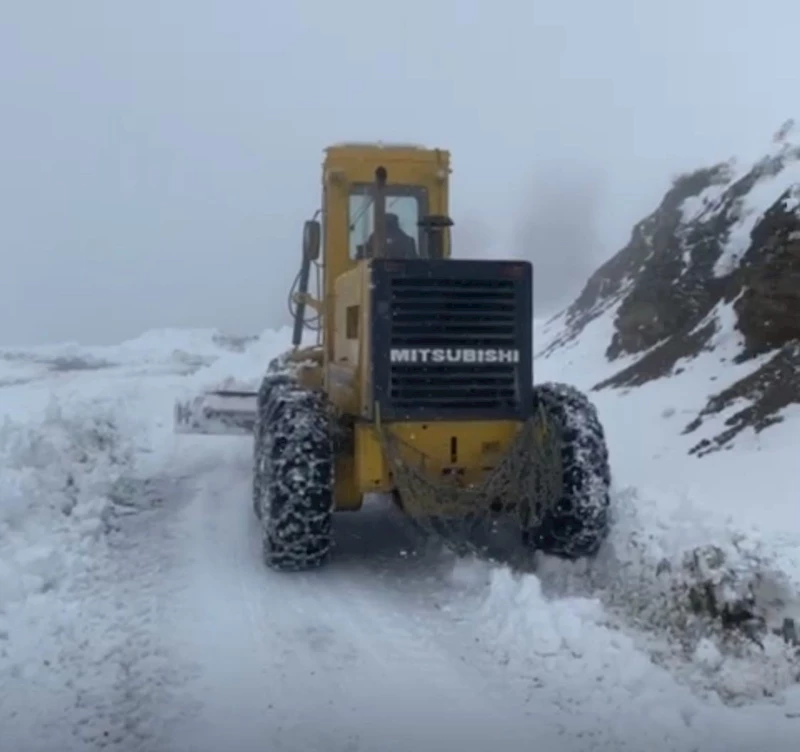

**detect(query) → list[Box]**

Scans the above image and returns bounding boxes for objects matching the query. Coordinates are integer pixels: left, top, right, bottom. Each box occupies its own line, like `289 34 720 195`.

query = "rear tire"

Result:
252 381 334 571
526 381 611 559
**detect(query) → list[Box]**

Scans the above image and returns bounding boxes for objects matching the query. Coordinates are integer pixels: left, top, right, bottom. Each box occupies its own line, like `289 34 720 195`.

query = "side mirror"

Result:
303 219 321 261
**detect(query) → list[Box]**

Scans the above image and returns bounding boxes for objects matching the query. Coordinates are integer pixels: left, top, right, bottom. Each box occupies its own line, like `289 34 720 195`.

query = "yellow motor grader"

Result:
174 142 612 571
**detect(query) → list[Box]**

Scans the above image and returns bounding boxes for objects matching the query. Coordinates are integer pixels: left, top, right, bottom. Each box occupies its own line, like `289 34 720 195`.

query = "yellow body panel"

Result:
327 263 376 418
333 453 362 510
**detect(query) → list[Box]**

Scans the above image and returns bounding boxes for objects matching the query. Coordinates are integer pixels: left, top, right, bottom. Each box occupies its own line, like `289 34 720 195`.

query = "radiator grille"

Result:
388 277 521 411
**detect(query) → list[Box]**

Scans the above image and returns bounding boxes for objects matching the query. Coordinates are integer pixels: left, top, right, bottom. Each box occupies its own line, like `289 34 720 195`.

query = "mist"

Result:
513 164 608 318
2 0 799 346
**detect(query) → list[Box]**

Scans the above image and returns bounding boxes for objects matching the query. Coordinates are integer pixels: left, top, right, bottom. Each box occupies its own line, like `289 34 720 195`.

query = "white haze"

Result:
1 0 799 345
512 163 608 317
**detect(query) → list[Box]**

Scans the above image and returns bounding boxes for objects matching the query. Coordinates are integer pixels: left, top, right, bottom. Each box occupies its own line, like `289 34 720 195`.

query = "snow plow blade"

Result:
174 390 258 436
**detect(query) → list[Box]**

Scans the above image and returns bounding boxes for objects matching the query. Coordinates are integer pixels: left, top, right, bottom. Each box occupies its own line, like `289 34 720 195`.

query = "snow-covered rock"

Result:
539 118 800 455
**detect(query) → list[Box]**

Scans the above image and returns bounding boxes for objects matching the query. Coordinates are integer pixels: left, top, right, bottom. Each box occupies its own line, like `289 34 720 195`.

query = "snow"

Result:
328 141 429 150
534 303 798 537
533 292 800 702
1 315 799 751
714 152 800 277
674 122 800 279
679 180 730 226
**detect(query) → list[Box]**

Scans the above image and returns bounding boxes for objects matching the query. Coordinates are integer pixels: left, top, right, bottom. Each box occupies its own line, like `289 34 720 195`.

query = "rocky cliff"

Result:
539 119 800 456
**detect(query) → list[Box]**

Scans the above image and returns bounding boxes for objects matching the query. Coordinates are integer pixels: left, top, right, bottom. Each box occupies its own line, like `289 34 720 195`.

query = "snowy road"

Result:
159 451 566 752
140 444 795 752
2 330 800 752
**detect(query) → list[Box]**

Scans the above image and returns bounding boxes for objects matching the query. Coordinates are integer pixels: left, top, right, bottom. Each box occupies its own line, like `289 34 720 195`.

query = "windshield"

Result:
348 185 428 260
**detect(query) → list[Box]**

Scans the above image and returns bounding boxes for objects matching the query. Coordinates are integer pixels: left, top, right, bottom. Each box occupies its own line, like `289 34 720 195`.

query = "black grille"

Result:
388 277 521 411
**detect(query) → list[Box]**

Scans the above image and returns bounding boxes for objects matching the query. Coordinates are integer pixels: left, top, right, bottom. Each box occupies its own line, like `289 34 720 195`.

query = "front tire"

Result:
252 370 293 521
252 381 334 571
526 381 611 559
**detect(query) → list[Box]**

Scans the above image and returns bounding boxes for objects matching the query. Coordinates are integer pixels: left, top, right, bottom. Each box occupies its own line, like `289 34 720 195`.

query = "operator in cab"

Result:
356 213 417 260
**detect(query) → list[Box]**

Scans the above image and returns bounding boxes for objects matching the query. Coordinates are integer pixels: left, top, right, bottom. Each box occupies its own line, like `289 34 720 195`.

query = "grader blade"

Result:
174 389 258 436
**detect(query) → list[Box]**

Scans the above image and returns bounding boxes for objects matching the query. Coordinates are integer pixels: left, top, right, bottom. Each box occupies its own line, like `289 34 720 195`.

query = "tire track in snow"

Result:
160 458 572 752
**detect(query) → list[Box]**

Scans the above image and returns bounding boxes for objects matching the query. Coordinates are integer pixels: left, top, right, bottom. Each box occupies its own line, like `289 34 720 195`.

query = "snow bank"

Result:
529 486 800 704
178 325 300 393
0 399 139 601
446 552 800 750
526 297 800 707
0 394 153 747
0 325 293 750
0 323 294 622
0 326 287 386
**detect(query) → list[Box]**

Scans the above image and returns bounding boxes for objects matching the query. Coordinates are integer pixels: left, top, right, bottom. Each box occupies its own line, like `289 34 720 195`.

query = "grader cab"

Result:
175 142 612 572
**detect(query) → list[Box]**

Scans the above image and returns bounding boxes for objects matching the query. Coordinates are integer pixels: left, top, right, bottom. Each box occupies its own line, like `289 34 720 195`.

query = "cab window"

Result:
348 186 428 260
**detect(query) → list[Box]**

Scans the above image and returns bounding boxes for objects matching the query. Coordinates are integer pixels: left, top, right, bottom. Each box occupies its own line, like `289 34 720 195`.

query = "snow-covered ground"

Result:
1 322 799 752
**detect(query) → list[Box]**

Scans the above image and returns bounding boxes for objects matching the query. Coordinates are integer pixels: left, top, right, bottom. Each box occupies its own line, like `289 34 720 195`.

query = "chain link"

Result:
376 403 564 559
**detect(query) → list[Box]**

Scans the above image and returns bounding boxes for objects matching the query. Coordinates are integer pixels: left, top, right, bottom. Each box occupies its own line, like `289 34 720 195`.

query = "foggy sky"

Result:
2 0 798 346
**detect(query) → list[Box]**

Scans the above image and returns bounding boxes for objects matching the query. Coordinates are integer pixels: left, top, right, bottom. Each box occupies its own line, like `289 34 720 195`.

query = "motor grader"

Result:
174 142 612 572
